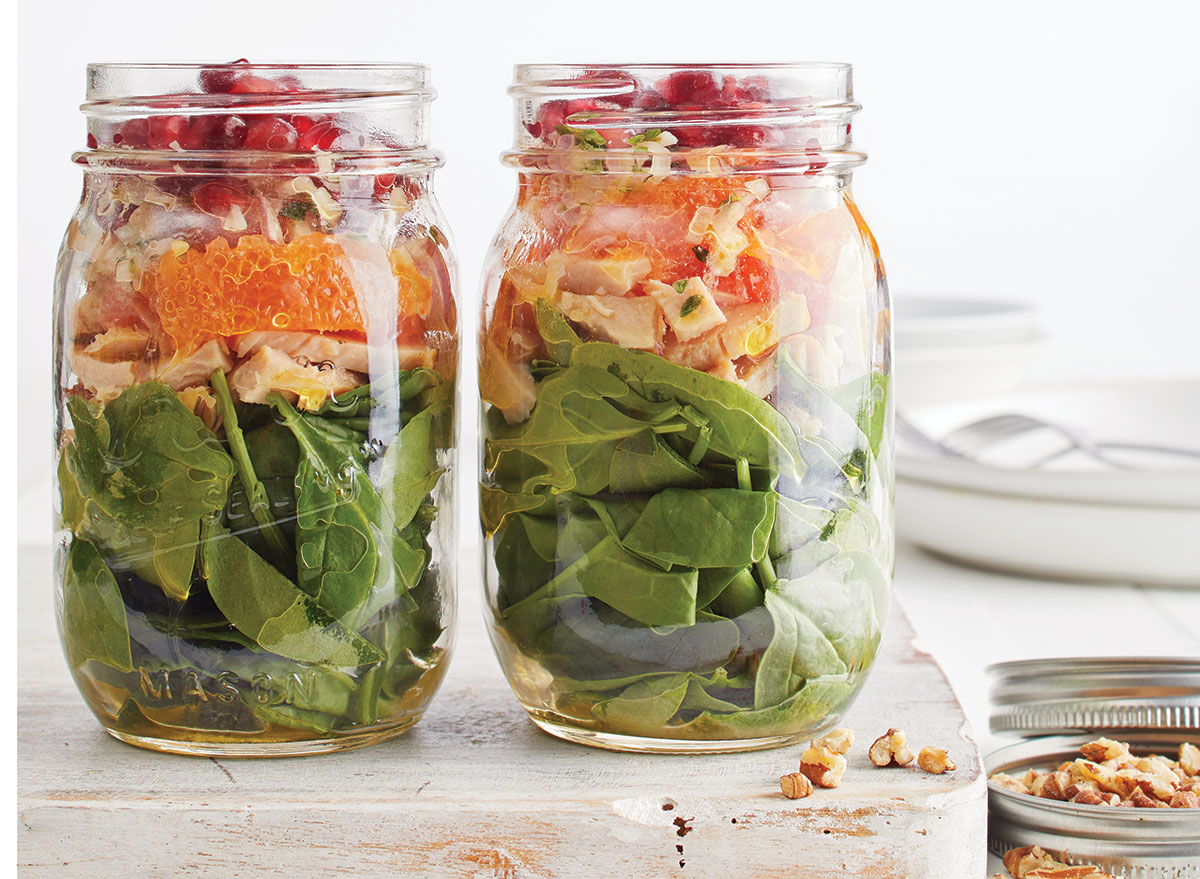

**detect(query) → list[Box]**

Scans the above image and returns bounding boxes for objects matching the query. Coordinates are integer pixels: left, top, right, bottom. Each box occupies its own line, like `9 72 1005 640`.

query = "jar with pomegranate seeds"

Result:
479 64 892 753
54 63 459 756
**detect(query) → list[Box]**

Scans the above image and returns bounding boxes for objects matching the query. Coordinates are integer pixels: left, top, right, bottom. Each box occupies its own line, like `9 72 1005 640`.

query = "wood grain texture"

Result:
18 546 987 878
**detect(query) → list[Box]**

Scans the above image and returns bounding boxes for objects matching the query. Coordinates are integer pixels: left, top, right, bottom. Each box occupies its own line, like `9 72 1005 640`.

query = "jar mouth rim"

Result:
514 62 852 73
87 62 431 73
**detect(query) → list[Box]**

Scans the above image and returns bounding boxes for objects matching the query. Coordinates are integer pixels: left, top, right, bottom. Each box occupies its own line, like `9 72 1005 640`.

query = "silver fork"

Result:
897 412 1200 469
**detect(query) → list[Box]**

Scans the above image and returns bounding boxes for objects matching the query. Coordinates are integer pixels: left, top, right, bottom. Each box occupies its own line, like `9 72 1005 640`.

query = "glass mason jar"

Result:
53 63 459 756
479 63 892 752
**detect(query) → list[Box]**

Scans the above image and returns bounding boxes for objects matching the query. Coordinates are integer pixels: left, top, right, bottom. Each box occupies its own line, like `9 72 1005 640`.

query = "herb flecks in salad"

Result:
482 68 891 741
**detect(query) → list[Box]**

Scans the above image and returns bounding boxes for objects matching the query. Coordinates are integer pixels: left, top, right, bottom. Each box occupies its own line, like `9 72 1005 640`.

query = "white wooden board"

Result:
18 545 987 878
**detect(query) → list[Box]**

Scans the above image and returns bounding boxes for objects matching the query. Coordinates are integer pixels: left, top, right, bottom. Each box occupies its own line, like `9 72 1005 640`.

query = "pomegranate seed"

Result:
199 59 250 94
148 115 189 149
291 115 315 134
86 133 98 149
297 120 340 151
113 119 148 148
632 90 669 110
373 174 396 199
193 181 253 217
180 115 249 150
660 71 720 107
243 117 299 151
231 74 289 95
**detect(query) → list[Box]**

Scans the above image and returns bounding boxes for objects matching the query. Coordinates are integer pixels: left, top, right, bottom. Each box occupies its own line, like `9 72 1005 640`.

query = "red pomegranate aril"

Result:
148 115 189 149
298 120 341 151
230 74 290 95
86 133 98 149
113 118 149 148
180 115 249 151
199 59 250 94
373 173 396 199
243 117 299 151
193 181 253 217
632 89 669 110
660 70 721 107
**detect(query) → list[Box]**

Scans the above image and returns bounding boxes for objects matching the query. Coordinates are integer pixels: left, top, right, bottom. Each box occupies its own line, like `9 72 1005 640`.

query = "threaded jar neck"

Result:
77 62 442 176
505 63 864 177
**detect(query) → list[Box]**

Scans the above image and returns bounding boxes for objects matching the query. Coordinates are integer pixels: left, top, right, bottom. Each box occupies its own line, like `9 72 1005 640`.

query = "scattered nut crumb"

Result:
988 737 1200 809
917 747 956 774
780 772 814 799
811 727 854 755
868 728 915 767
1002 844 1114 878
798 746 847 789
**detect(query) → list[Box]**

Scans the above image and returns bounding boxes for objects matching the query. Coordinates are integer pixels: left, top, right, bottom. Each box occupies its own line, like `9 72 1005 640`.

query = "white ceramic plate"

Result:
896 294 1041 349
896 379 1200 585
897 479 1200 587
897 379 1200 508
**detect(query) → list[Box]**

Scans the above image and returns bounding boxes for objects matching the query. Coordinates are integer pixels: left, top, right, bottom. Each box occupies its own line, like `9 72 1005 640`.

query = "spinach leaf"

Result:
203 521 384 667
68 383 234 531
622 488 776 569
61 537 132 672
271 396 425 628
380 407 444 532
210 370 290 569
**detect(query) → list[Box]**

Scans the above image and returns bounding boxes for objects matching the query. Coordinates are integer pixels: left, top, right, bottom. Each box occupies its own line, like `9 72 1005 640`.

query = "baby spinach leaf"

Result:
591 674 691 736
203 522 383 667
568 343 804 480
272 396 426 629
608 430 705 493
380 408 444 532
622 488 776 569
71 382 234 532
536 298 582 366
61 538 132 672
754 590 846 709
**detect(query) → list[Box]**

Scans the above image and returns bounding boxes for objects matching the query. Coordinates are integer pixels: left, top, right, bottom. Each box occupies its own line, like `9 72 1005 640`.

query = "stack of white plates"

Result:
894 295 1045 408
896 380 1200 586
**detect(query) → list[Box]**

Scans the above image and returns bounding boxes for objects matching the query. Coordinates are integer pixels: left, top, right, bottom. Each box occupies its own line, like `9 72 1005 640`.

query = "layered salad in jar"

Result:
55 62 457 749
481 65 892 746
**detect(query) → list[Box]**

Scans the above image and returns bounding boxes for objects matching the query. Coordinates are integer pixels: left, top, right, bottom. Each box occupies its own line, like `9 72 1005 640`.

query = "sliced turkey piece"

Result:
228 345 361 411
558 292 661 351
71 352 136 403
82 326 152 362
231 331 435 374
560 254 652 297
154 340 233 390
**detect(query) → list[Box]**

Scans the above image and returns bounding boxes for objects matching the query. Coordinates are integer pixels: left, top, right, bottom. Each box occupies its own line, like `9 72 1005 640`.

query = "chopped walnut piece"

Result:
1079 737 1130 763
1178 742 1199 777
1127 787 1163 808
1036 773 1068 801
1002 846 1115 879
868 728 914 767
1071 787 1109 806
779 772 814 799
990 772 1031 794
1169 790 1200 808
811 727 854 755
798 746 847 789
917 747 956 774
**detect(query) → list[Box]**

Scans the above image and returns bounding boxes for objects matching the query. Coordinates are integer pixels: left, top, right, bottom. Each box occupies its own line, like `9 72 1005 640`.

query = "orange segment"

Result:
144 234 431 345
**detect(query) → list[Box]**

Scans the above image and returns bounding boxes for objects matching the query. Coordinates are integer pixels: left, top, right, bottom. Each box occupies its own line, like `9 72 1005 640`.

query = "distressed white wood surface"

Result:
18 544 986 878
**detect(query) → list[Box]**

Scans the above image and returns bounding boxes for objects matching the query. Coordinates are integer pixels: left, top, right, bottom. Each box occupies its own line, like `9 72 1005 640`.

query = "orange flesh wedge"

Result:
143 234 431 345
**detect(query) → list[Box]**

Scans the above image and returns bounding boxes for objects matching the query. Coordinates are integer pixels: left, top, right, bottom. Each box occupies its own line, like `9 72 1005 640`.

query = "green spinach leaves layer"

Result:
57 369 451 738
483 305 890 739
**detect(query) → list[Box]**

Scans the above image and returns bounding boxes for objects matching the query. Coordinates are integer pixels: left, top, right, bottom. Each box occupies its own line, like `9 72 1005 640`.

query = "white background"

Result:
10 3 1199 868
15 0 1200 547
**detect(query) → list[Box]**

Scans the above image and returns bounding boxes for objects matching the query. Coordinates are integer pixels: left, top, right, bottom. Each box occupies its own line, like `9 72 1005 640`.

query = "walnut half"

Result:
917 747 956 774
869 728 915 767
780 772 814 799
798 746 847 789
811 727 854 755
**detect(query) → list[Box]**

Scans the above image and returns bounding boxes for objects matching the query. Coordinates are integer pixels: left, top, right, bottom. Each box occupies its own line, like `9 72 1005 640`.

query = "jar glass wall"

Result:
479 63 892 753
54 63 459 756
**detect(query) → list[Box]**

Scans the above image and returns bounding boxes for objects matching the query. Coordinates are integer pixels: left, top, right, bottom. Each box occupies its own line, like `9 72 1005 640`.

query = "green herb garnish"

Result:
679 294 703 318
627 128 664 148
672 279 690 294
555 125 607 150
278 199 314 221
